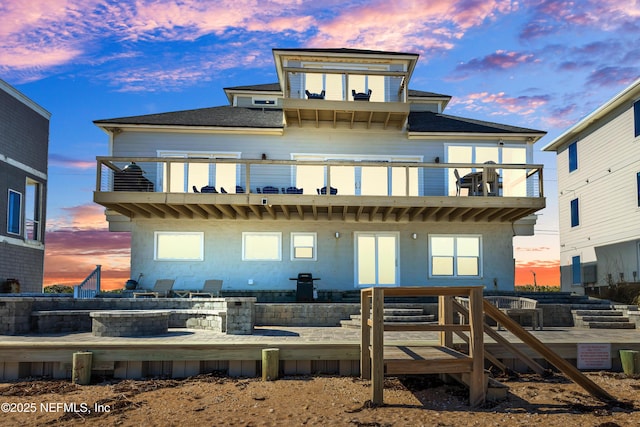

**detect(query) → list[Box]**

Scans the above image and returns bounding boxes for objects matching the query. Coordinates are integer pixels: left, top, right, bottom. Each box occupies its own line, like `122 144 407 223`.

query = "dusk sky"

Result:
2 0 639 289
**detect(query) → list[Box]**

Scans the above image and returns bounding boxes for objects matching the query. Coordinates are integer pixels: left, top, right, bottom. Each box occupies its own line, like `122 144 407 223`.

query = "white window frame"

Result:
156 150 241 192
291 232 317 261
428 234 483 278
24 178 42 242
242 232 282 261
154 232 204 261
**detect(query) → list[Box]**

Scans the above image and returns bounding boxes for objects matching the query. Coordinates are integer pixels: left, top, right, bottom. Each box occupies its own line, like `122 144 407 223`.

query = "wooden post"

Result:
360 288 372 380
371 287 385 405
72 352 92 385
262 348 280 381
468 287 486 407
438 295 453 347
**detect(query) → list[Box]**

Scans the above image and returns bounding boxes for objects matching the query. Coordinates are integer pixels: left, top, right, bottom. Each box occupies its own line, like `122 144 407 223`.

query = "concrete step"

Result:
350 314 435 323
582 322 636 329
579 316 630 323
339 319 437 329
571 310 622 316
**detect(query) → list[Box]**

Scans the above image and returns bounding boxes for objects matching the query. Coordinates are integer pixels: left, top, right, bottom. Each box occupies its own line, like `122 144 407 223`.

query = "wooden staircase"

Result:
340 304 435 329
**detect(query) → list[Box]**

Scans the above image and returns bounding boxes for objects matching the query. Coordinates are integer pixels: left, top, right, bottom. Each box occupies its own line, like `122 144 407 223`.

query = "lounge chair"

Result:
189 279 223 298
133 279 175 298
317 186 337 195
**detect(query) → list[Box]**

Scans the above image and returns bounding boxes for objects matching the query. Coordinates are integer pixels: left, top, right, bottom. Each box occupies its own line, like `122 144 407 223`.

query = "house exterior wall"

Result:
555 98 640 292
0 81 49 293
129 218 517 291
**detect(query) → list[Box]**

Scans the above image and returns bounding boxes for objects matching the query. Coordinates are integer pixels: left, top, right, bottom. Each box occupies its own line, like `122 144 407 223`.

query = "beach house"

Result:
543 78 640 293
93 48 546 296
0 79 49 293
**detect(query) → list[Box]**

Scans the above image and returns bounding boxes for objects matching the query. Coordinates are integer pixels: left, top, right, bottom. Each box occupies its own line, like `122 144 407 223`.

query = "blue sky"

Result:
2 0 639 287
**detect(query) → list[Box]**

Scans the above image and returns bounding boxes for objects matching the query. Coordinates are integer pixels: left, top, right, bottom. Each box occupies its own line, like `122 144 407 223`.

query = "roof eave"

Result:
94 123 284 135
542 77 640 152
407 131 546 142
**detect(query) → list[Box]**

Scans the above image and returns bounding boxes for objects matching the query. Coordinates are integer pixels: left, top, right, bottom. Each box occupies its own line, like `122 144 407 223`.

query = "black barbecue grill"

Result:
289 273 321 302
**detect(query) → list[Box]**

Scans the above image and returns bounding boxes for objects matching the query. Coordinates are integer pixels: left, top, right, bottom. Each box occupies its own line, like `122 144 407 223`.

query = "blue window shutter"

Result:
568 141 578 172
635 101 640 138
572 256 581 284
637 172 640 207
7 190 22 235
570 198 579 227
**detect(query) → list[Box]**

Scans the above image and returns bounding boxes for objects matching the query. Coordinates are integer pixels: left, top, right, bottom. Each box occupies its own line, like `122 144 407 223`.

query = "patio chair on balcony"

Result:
189 279 223 298
305 90 326 100
200 186 218 193
133 279 175 298
317 186 338 195
193 186 200 193
236 185 245 194
454 169 474 196
261 186 280 194
283 186 303 194
352 89 372 101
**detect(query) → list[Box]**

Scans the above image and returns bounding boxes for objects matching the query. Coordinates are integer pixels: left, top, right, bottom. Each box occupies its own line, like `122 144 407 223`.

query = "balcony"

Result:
283 97 410 129
94 157 545 223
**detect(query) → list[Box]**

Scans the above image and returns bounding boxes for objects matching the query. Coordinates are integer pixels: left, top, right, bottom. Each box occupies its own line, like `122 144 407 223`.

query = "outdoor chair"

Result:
189 279 223 298
192 185 200 193
200 186 218 193
305 89 326 99
352 89 372 101
262 186 279 194
133 279 175 298
283 186 303 194
454 169 474 196
317 186 338 195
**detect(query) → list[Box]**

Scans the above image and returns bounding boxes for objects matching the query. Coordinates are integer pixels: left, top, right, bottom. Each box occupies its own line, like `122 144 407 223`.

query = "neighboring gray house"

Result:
0 80 49 293
93 48 546 296
543 78 640 294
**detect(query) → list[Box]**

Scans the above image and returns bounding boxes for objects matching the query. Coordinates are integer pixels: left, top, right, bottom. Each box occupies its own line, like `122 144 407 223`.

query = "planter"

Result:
620 350 640 375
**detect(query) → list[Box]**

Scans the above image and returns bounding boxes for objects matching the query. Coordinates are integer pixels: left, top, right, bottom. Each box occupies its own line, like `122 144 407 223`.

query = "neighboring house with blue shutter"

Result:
93 48 546 296
0 80 49 293
543 77 640 294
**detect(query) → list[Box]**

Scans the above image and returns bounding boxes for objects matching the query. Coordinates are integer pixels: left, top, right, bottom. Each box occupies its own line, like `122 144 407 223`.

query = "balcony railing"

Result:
94 157 544 223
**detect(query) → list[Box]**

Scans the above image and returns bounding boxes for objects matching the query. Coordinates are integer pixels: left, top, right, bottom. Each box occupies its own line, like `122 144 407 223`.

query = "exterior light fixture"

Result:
335 232 340 239
411 233 417 240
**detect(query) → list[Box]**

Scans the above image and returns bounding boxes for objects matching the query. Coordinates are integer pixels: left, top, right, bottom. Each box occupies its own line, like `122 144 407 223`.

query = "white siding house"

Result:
543 78 640 294
93 48 546 297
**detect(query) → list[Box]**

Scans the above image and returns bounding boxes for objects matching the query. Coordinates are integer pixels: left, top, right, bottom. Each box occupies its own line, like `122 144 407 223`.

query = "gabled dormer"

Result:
273 48 419 130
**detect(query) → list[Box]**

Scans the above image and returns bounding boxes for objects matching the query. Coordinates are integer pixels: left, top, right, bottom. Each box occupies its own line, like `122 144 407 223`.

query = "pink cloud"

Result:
453 91 550 115
307 0 513 52
49 153 94 169
454 50 537 77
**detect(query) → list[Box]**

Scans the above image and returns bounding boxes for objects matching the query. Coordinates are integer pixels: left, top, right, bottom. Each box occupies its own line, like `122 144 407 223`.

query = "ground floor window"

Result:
243 232 282 261
154 232 204 261
429 235 482 277
291 232 317 261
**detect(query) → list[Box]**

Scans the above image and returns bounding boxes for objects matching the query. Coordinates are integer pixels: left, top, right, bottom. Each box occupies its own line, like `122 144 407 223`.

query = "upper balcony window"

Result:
295 64 401 102
158 151 240 194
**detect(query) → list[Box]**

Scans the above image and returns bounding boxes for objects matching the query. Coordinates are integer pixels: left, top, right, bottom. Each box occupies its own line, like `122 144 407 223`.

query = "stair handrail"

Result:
73 265 101 299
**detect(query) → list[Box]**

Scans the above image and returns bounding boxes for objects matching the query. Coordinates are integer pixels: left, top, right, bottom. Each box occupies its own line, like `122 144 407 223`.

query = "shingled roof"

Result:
408 111 545 135
94 106 284 129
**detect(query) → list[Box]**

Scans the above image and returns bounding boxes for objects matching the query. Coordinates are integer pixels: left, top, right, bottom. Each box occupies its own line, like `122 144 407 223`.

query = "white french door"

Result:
355 232 399 287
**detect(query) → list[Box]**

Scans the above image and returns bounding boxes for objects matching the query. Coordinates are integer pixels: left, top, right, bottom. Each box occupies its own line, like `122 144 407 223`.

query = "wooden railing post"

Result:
371 287 385 405
468 287 485 407
438 295 453 347
360 288 372 380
